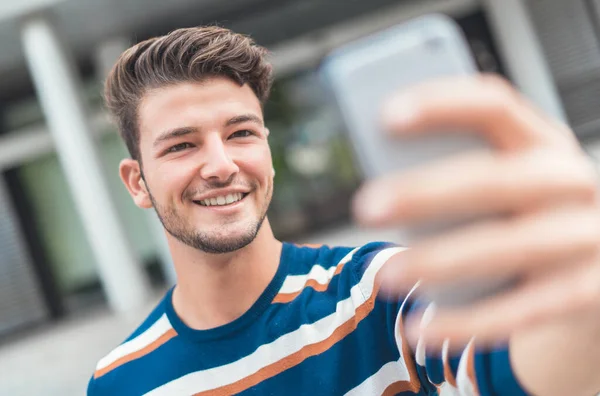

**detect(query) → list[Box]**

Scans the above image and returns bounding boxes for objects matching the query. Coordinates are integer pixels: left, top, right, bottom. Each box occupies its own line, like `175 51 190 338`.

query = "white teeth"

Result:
198 193 244 206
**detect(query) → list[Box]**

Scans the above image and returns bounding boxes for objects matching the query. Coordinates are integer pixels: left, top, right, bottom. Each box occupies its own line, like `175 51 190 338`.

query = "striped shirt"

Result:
87 242 527 395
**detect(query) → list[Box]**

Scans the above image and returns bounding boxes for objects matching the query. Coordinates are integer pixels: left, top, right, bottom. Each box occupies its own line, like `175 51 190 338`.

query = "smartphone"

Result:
320 14 513 306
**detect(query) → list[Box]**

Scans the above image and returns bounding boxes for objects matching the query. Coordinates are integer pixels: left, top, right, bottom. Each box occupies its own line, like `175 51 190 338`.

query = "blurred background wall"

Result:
0 0 599 393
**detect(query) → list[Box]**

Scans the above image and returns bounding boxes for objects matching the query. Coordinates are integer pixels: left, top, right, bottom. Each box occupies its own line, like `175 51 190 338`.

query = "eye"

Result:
166 142 193 153
229 130 254 139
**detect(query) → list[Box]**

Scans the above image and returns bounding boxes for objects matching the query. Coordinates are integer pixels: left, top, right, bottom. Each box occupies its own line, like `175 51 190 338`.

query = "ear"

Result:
119 159 153 209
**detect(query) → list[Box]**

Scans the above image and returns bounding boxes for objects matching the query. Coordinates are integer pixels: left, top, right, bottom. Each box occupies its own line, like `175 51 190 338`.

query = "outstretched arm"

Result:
355 75 600 396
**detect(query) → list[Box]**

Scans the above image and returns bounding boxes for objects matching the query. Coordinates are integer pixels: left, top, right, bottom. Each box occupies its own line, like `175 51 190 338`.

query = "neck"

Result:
167 218 282 330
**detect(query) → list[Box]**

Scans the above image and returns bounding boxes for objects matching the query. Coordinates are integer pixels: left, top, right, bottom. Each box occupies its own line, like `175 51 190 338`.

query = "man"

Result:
88 26 600 395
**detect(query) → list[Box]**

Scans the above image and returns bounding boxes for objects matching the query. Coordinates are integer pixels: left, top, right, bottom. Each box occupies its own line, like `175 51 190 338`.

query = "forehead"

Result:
137 78 263 141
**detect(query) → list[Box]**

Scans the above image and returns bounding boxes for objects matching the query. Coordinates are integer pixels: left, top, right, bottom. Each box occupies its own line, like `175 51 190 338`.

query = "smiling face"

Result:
119 77 274 254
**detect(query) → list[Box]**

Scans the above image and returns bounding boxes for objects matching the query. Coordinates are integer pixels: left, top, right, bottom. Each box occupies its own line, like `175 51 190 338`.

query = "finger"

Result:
353 150 597 227
410 256 600 349
381 74 576 151
379 204 600 293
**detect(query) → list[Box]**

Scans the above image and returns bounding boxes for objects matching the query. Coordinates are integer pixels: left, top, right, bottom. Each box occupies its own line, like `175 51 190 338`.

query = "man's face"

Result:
123 78 274 254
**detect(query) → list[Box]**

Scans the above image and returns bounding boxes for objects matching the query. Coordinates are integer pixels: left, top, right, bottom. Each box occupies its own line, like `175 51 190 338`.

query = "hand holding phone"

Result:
320 14 514 306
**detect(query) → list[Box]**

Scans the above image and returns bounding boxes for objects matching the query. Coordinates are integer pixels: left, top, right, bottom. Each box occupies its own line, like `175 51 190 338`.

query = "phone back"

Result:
321 14 486 180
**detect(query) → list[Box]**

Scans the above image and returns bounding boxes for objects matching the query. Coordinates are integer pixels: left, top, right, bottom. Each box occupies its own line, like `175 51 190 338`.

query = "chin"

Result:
190 218 265 254
216 221 261 240
198 232 257 254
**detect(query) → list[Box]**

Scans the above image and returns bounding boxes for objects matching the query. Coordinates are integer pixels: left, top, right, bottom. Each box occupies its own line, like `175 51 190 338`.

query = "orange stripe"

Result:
94 328 177 379
466 341 480 396
396 308 421 394
332 263 344 276
272 264 345 304
194 267 383 396
272 291 302 304
443 343 457 387
382 380 420 396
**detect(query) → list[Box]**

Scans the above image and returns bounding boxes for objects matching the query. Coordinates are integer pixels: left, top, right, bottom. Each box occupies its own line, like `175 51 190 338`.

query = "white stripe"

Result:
393 281 419 358
439 341 461 395
278 265 339 294
456 339 478 396
415 302 436 367
277 247 360 295
441 339 452 381
344 358 408 396
338 246 360 266
348 268 417 396
438 381 461 396
146 247 403 396
415 301 440 387
96 313 172 371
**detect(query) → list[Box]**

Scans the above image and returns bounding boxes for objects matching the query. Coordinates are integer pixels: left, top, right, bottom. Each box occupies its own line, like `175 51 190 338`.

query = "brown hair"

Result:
104 26 273 162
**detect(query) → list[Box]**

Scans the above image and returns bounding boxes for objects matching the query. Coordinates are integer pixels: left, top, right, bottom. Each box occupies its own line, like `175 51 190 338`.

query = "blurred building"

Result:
0 0 596 339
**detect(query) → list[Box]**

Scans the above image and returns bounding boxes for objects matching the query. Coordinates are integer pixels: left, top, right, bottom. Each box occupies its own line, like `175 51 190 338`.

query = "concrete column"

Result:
20 14 151 312
94 37 132 80
481 0 567 122
95 37 177 286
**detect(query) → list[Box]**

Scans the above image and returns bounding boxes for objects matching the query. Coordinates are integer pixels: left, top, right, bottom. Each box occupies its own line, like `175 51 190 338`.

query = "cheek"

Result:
233 145 273 180
152 160 198 199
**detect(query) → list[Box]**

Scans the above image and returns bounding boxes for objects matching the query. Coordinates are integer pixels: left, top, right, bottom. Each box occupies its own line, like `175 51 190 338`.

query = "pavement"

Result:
0 224 401 396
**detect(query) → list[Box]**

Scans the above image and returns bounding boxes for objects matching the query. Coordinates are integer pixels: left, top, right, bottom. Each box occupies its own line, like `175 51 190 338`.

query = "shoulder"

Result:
87 295 174 395
281 241 405 295
285 241 401 270
342 241 406 279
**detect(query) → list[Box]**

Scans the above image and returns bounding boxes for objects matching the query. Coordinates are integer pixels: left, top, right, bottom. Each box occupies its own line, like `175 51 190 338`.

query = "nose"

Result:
198 134 239 183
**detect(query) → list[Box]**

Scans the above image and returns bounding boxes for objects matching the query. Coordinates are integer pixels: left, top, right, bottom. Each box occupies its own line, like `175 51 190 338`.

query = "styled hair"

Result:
104 26 274 161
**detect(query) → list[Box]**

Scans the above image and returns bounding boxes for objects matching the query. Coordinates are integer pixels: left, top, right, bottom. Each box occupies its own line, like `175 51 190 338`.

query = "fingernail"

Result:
381 94 419 131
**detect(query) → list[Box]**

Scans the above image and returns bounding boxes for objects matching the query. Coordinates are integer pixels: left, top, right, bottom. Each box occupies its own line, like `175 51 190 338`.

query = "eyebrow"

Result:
225 114 263 127
153 114 264 149
153 127 198 148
